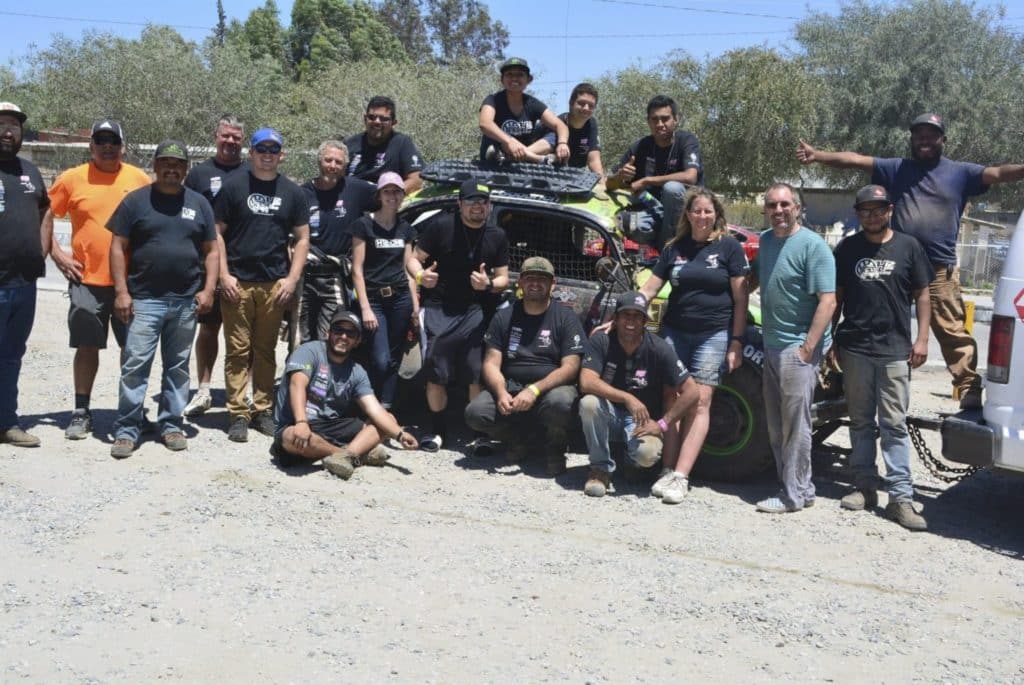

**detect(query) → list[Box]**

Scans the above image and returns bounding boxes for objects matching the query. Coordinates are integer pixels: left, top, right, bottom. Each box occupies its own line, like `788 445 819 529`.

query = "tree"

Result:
290 0 407 79
376 0 431 58
214 0 228 46
376 0 508 64
696 48 822 192
796 0 1024 203
235 0 288 66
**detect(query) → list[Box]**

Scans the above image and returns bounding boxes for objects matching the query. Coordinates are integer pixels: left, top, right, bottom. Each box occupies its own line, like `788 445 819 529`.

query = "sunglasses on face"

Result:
93 135 121 146
330 325 360 338
462 198 489 206
856 207 890 218
253 145 282 154
365 114 393 124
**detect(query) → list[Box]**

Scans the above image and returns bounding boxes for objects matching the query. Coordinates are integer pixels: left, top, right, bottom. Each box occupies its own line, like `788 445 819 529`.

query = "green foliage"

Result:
290 0 408 80
235 0 288 65
375 0 508 64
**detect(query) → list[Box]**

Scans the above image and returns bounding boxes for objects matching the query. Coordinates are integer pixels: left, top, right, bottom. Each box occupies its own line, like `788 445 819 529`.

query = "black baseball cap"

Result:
330 309 362 333
459 179 491 201
615 291 649 319
909 113 945 134
154 139 189 162
854 184 891 208
91 119 125 142
500 57 531 75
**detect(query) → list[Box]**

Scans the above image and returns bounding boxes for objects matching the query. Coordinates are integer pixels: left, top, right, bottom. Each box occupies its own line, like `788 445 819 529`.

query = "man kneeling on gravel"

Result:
579 291 700 497
272 310 418 479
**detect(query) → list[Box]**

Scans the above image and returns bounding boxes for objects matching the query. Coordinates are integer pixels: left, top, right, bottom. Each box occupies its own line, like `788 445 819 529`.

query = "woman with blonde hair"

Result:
639 188 750 504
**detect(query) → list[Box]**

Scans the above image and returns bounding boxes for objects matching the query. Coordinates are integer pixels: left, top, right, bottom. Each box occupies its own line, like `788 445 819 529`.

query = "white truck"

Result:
939 210 1024 475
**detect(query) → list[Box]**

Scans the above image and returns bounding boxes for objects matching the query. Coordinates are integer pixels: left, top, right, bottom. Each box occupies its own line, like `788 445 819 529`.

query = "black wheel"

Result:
691 359 773 481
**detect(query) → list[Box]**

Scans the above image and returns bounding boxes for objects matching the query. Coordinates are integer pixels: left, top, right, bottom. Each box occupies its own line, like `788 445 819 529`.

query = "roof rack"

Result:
421 159 600 198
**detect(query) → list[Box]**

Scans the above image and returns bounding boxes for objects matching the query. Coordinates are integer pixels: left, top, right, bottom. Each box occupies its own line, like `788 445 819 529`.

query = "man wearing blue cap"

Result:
215 127 310 443
798 114 1024 409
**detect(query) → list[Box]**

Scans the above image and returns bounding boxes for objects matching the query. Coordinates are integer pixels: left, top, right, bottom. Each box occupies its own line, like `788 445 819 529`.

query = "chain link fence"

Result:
957 241 1008 290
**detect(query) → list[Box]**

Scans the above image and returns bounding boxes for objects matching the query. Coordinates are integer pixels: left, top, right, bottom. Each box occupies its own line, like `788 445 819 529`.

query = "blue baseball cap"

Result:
250 127 284 147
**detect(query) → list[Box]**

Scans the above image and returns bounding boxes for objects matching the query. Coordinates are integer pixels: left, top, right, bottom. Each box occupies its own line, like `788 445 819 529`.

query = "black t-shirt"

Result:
349 215 414 287
416 212 509 313
184 158 248 204
344 132 424 184
835 231 934 360
300 177 376 257
107 185 217 298
0 157 49 287
536 113 601 168
483 300 586 385
583 330 689 416
214 172 308 282
652 235 749 333
479 91 549 158
618 130 704 199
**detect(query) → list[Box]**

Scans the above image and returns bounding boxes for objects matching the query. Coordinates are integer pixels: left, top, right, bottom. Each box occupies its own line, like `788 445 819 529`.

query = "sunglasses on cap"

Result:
329 324 360 337
253 144 282 154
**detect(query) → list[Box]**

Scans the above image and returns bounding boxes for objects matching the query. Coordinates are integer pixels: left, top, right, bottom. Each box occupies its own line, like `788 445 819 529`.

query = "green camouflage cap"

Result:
519 256 555 278
154 139 189 162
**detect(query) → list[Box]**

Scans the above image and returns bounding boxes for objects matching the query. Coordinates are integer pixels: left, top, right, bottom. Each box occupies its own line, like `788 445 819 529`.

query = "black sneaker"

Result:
251 411 275 437
65 410 92 440
228 416 249 443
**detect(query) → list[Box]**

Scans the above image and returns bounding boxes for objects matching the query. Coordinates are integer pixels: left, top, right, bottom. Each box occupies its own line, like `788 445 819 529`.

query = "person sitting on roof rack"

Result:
530 82 605 176
478 57 569 166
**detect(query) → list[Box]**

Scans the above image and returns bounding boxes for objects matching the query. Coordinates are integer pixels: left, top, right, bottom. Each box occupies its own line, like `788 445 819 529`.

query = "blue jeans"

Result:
660 326 727 386
0 283 37 431
366 289 413 408
636 181 688 248
840 349 914 501
578 394 663 473
114 297 197 441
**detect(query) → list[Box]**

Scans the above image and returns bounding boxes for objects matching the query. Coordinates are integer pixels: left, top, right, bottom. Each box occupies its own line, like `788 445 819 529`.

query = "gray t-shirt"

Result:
274 341 373 430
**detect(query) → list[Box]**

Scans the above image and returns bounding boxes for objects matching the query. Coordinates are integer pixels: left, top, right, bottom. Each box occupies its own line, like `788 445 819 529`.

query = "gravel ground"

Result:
2 289 1023 683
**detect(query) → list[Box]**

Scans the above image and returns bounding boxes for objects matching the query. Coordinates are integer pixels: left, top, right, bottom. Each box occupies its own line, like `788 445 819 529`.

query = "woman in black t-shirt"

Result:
641 189 750 504
350 172 418 409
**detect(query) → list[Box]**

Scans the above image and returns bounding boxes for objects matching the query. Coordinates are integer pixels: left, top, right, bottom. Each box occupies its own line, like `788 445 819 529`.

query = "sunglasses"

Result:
93 135 121 146
461 197 489 206
856 206 890 218
330 325 360 338
364 114 393 124
253 144 282 154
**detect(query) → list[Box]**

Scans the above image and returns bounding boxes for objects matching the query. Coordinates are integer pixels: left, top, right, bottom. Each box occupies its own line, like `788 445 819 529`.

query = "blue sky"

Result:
2 0 1023 105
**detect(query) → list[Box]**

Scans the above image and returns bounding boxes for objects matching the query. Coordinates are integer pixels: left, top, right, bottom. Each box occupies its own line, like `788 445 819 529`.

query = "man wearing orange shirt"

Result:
47 119 151 440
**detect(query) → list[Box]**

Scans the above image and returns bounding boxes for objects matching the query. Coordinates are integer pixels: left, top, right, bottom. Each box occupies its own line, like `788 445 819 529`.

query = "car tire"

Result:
691 359 774 481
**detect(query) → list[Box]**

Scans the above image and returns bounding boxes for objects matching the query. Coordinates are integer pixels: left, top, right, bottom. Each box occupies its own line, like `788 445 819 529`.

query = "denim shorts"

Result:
659 325 728 386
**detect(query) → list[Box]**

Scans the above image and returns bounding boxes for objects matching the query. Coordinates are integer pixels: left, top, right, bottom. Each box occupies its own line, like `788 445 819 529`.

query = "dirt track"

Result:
2 289 1022 683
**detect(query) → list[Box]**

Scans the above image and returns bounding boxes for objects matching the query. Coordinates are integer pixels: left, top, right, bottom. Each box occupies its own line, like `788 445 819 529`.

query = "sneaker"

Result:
228 416 249 443
0 427 40 447
419 434 442 453
584 468 611 498
162 432 188 451
355 444 389 467
64 410 92 440
469 437 495 457
840 488 878 511
110 438 135 459
183 391 212 417
484 147 506 164
756 496 800 514
251 411 275 437
650 468 674 498
886 500 927 531
661 473 689 505
545 452 567 477
323 451 355 480
541 153 556 165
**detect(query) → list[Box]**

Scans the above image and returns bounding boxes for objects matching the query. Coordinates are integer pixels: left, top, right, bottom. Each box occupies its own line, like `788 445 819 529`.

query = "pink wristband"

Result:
657 418 669 432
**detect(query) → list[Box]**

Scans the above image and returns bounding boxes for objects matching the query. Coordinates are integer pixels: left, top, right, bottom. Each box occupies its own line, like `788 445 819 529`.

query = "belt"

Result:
366 283 407 299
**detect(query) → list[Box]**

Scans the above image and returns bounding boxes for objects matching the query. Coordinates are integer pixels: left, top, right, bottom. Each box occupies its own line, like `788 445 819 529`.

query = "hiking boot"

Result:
183 391 212 417
162 432 188 451
840 488 878 511
355 444 389 467
959 388 983 410
0 426 40 447
886 500 927 531
545 451 567 476
251 411 275 437
228 416 249 443
650 468 674 498
64 410 92 440
661 473 689 505
110 438 135 459
584 468 611 498
323 451 355 480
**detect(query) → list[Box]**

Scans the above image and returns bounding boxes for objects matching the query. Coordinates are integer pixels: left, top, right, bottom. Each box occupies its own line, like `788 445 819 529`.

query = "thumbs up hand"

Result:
470 262 491 291
420 262 439 288
617 154 637 183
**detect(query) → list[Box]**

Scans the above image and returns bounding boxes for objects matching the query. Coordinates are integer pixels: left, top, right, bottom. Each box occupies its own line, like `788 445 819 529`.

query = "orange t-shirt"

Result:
48 162 152 286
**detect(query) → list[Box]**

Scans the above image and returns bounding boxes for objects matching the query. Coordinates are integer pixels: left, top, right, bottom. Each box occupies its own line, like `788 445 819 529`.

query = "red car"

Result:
727 224 761 264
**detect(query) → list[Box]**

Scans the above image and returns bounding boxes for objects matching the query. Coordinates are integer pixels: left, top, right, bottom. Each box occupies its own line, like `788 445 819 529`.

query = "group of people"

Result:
2 56 1022 529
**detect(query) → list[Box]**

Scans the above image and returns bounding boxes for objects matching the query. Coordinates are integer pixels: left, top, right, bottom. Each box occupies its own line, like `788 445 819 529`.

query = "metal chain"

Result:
907 422 980 483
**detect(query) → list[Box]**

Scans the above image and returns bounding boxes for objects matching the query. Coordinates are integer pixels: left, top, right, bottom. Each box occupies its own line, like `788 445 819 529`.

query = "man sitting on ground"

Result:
273 310 418 479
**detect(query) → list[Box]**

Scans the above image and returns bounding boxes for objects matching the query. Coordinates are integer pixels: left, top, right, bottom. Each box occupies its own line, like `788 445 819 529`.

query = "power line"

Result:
515 29 791 38
0 10 209 32
591 0 799 21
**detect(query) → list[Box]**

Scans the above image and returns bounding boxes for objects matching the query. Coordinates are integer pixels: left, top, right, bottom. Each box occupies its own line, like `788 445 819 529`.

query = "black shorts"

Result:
68 282 128 349
196 287 222 326
274 416 365 454
422 304 485 385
